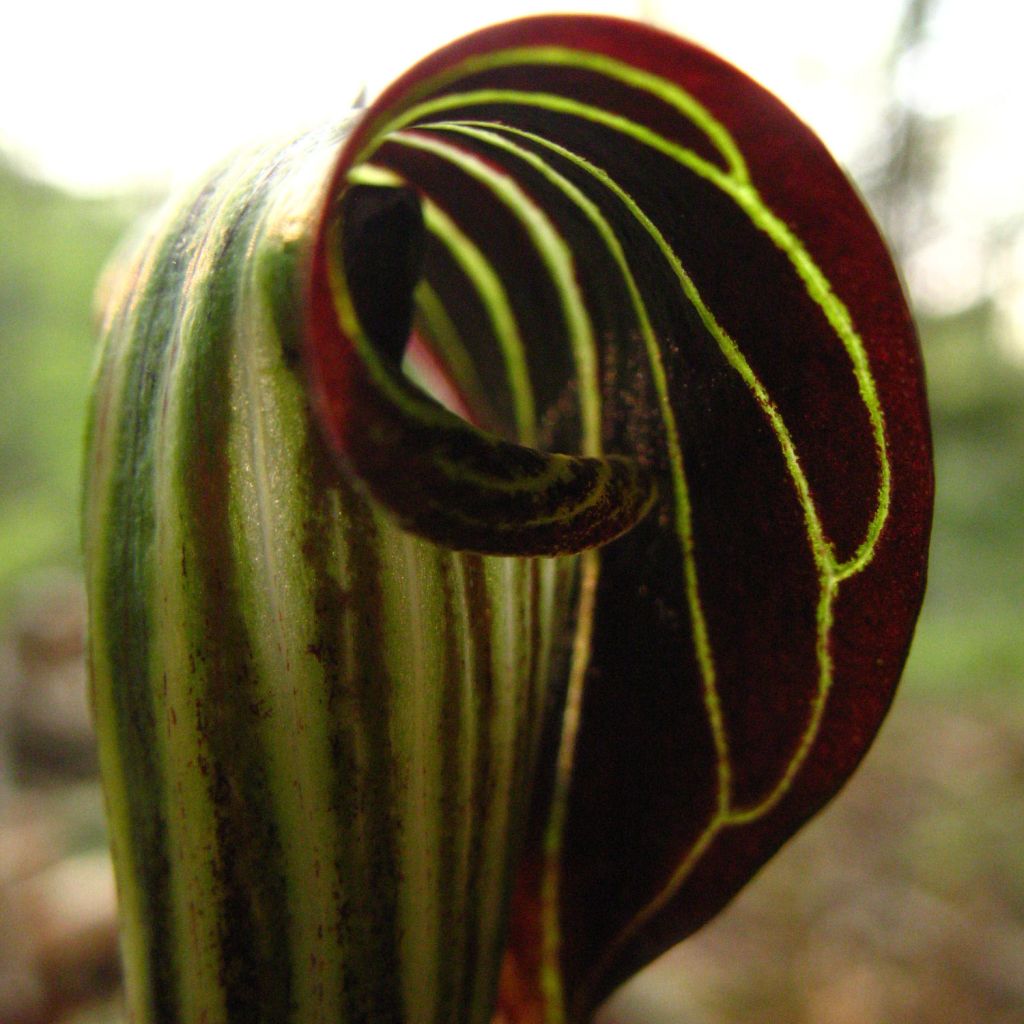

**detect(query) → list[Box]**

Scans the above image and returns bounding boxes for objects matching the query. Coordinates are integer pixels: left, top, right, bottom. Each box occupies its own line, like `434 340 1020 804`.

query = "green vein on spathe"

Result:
454 118 841 994
387 128 601 457
360 79 889 573
439 121 729 1017
443 117 885 702
426 117 729 780
453 121 835 577
411 279 491 418
342 48 891 1012
415 119 727 1024
341 165 615 504
710 174 892 580
541 548 600 1024
354 73 889 573
343 163 537 444
369 89 732 200
416 458 624 532
444 107 888 774
725 577 838 824
360 51 886 548
424 112 889 1011
353 46 749 184
417 197 538 445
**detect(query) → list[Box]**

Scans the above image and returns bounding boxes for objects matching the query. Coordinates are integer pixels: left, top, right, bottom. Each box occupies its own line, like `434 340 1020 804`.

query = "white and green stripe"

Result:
84 126 577 1024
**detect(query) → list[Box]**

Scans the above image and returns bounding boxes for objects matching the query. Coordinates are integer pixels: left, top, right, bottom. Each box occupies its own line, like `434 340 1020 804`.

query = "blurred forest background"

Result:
1 0 1021 1021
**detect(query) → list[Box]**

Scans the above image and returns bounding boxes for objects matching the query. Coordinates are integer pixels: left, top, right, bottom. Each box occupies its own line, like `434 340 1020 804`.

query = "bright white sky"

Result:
0 0 917 192
2 0 1021 336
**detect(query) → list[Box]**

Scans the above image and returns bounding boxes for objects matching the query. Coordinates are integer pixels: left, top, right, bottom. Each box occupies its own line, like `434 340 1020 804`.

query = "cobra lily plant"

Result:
82 14 933 1024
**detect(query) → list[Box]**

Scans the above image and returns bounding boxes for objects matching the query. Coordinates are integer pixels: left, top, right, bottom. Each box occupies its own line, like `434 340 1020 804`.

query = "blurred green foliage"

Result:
0 160 136 611
0 156 1020 690
905 303 1024 694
